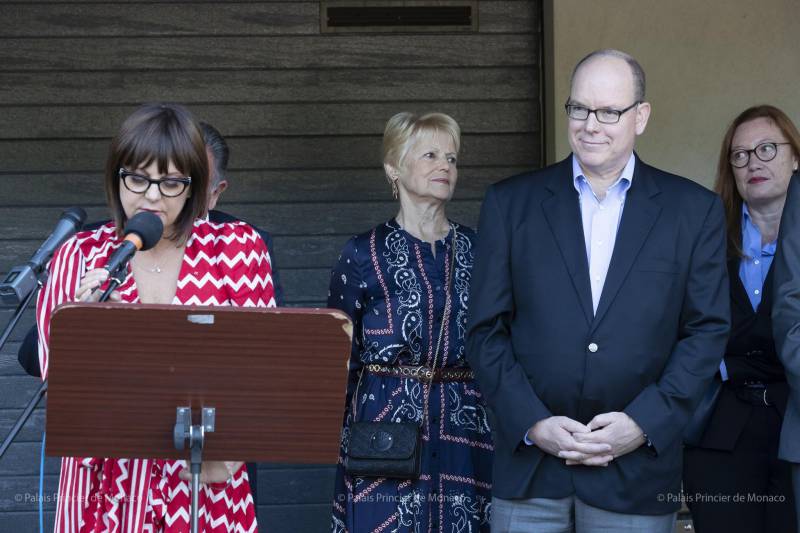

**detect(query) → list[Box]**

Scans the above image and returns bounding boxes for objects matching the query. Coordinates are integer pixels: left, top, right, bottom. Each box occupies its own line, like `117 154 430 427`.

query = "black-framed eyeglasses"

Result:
729 142 791 168
565 101 641 124
119 168 192 198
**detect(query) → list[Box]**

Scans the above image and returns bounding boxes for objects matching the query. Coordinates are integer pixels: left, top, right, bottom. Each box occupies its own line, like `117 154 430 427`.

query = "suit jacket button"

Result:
588 343 599 353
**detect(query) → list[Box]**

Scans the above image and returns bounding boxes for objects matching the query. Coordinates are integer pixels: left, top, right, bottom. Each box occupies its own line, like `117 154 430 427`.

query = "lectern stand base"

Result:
174 406 216 533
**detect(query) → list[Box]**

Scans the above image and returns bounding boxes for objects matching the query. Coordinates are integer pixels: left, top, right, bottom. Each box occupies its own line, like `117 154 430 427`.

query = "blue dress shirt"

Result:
719 203 776 381
573 154 635 313
524 153 634 445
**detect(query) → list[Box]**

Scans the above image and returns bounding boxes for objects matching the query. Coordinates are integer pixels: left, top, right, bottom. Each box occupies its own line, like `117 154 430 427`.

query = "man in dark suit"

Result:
200 121 284 306
772 172 800 526
466 49 731 532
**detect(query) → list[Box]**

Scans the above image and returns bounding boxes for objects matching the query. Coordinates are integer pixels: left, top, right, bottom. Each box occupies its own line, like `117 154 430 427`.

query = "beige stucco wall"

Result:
543 0 799 188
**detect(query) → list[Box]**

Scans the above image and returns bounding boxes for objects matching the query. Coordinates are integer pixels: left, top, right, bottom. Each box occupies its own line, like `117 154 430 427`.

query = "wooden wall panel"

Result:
0 1 542 531
0 200 484 239
0 166 530 206
0 3 321 37
0 68 538 104
0 134 538 171
0 310 36 344
0 101 538 138
2 35 536 70
1 1 533 36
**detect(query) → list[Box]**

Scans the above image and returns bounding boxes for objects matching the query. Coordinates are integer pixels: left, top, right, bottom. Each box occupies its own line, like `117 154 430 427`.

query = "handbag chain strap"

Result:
351 224 458 425
420 224 457 427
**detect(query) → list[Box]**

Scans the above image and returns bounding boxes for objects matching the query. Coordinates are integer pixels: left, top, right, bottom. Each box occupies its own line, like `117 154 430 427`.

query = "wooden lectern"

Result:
46 303 352 532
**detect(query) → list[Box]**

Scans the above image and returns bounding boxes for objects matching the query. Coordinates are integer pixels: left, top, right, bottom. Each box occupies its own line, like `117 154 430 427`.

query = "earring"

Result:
391 179 399 200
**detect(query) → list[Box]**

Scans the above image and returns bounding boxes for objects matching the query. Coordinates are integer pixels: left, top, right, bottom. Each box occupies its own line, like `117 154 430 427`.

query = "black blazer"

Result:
772 172 800 463
697 258 789 451
466 155 730 514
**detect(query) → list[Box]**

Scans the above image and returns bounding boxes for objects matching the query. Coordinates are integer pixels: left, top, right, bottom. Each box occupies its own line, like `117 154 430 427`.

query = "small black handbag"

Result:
344 421 422 479
344 226 457 480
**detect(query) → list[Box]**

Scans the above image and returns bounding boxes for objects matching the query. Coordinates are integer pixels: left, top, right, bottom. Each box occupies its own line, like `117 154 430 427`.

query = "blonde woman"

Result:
329 112 493 532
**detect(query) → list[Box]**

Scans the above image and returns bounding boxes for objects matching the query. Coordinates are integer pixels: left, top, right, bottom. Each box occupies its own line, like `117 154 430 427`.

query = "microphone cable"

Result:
39 430 45 533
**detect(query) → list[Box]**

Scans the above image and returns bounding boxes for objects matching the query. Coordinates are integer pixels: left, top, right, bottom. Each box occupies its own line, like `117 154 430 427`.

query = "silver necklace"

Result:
134 255 163 274
137 243 183 274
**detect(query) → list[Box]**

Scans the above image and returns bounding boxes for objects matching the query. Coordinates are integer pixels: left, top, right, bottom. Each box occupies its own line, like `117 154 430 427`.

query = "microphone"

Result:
0 207 87 305
103 212 163 275
98 212 163 301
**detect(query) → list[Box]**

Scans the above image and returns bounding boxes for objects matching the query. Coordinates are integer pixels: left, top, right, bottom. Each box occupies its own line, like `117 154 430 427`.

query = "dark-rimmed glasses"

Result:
119 168 192 198
729 142 791 168
565 101 641 124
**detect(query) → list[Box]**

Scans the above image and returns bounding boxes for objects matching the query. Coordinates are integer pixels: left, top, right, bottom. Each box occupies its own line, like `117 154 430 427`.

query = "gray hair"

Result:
570 49 646 102
200 122 229 188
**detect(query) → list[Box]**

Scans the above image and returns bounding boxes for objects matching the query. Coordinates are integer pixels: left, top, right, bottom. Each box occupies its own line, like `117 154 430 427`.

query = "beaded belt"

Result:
365 364 474 382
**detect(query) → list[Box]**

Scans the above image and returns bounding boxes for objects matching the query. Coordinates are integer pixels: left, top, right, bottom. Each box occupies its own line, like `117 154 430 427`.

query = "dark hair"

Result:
200 122 229 187
714 104 800 257
571 49 646 102
105 103 209 243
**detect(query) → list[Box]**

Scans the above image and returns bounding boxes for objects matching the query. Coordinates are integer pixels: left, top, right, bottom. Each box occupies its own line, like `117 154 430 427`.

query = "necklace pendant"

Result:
149 265 162 274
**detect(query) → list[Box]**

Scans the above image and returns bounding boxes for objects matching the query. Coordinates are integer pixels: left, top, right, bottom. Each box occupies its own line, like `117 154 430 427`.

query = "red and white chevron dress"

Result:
36 219 275 533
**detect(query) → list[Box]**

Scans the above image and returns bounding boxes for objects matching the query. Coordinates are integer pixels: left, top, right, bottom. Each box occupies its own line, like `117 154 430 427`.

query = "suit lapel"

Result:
542 158 594 325
728 257 754 316
759 262 775 314
591 158 661 331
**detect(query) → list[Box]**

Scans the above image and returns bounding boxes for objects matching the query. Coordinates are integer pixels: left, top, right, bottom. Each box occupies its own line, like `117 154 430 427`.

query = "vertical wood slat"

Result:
0 2 542 531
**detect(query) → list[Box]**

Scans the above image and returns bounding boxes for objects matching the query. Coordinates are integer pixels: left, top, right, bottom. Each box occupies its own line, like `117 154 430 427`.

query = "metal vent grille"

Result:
321 1 478 33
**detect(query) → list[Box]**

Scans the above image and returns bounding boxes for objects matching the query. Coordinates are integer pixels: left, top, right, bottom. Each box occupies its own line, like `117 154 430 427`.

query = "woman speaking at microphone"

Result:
36 103 274 532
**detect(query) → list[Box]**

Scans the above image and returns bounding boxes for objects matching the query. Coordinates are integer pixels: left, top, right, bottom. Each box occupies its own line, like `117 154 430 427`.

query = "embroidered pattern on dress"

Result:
365 228 395 336
330 222 491 533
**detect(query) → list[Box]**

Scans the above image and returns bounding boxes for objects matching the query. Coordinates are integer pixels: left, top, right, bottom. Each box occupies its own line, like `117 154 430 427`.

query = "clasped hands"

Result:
526 412 646 467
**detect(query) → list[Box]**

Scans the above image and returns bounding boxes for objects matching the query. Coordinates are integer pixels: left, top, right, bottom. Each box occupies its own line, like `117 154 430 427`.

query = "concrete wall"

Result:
543 0 799 187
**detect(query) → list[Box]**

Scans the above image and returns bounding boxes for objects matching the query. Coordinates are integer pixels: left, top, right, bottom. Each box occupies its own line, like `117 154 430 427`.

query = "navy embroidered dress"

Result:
329 219 493 533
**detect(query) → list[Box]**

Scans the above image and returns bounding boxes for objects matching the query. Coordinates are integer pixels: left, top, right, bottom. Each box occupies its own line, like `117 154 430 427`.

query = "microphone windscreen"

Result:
124 212 163 251
62 207 88 228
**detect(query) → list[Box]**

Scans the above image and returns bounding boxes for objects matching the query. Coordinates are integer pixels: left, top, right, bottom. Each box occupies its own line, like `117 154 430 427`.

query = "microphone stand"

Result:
0 264 125 459
0 278 45 459
0 280 39 351
98 263 128 303
0 381 47 459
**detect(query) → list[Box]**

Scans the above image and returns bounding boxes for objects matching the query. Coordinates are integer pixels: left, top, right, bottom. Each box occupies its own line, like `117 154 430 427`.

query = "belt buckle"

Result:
415 366 434 382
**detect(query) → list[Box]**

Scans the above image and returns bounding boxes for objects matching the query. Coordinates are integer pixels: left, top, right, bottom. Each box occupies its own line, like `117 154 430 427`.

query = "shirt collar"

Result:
741 203 777 256
572 153 635 197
